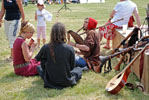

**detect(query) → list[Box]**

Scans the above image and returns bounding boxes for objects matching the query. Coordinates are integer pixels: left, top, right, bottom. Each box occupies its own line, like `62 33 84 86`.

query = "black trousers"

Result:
37 66 82 82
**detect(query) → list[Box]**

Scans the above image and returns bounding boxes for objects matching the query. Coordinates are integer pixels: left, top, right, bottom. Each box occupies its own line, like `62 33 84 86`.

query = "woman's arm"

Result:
0 0 5 27
17 0 25 21
22 41 36 62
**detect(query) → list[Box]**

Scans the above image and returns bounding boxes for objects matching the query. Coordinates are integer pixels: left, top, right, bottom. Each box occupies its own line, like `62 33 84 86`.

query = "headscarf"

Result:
87 17 98 30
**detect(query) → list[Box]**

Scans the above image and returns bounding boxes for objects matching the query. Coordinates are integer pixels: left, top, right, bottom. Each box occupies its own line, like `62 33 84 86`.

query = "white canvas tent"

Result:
80 0 105 3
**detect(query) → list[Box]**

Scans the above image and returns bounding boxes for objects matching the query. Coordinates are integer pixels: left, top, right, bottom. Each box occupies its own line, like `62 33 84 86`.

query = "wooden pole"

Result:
144 50 149 94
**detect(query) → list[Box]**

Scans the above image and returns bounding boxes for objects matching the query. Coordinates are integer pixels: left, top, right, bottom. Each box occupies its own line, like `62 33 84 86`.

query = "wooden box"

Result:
112 28 149 94
131 49 149 94
112 28 134 49
143 50 149 94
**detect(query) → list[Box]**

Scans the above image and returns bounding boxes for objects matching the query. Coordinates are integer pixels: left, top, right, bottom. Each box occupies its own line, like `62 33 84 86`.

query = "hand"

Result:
75 51 82 55
86 59 92 70
30 42 37 52
21 19 25 23
67 30 74 33
28 38 34 47
68 41 75 47
108 18 112 21
21 15 25 22
146 44 149 49
31 42 37 48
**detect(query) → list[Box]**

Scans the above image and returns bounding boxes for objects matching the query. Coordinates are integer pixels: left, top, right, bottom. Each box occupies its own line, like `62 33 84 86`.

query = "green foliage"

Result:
0 0 149 100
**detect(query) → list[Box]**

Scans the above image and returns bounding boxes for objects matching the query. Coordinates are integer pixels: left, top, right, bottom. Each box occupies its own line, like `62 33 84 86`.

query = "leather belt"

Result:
13 62 30 68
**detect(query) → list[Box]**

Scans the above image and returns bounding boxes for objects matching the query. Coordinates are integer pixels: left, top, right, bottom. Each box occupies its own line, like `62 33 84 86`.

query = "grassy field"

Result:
0 0 149 100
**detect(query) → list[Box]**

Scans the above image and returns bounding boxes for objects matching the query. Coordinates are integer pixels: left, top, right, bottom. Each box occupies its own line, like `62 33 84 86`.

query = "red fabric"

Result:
14 59 40 76
128 16 135 27
13 38 40 76
99 20 120 40
13 38 26 65
87 17 98 30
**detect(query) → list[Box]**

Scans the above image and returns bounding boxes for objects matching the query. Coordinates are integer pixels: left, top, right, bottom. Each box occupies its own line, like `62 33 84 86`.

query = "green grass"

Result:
0 0 149 100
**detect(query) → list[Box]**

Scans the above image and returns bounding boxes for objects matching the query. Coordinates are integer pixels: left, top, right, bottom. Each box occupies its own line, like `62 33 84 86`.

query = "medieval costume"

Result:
70 17 100 72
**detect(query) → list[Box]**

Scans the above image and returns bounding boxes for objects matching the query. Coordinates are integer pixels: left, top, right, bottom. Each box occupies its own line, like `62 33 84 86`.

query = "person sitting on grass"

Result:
35 22 84 89
68 17 101 73
13 21 40 76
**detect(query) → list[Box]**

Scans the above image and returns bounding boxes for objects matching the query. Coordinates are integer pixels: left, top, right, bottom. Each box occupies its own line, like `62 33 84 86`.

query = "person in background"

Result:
0 0 25 60
24 0 28 7
32 0 37 4
35 0 52 48
13 21 40 76
98 0 141 49
35 22 83 89
70 0 79 3
68 17 101 73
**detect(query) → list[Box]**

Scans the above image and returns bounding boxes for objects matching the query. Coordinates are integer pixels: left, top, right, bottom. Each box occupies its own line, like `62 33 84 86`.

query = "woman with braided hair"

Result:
13 21 40 76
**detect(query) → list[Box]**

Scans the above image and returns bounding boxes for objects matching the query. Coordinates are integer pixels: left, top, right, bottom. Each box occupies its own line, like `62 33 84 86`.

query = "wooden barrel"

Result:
144 49 149 94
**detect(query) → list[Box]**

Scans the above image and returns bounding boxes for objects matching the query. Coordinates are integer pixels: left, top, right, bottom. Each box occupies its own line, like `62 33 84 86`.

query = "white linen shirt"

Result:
111 0 138 26
36 9 52 26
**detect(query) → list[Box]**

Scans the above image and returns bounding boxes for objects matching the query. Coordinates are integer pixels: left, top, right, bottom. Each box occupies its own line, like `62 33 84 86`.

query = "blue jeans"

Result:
75 56 87 68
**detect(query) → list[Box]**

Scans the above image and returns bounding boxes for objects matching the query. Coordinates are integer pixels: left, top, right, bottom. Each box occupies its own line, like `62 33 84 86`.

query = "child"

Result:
35 0 52 48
